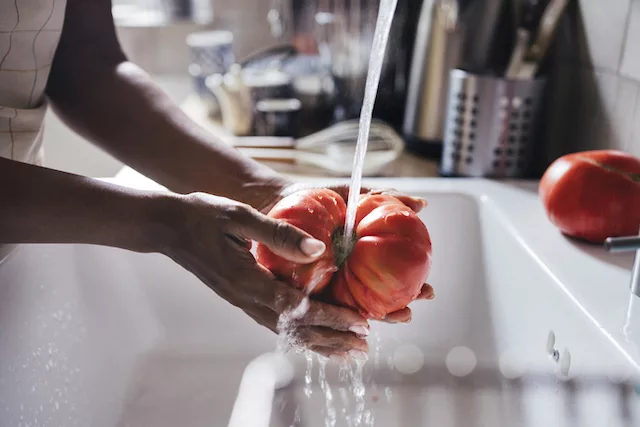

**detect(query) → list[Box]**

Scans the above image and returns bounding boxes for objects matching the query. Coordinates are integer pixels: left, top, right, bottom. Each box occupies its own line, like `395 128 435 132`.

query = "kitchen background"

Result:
42 0 640 179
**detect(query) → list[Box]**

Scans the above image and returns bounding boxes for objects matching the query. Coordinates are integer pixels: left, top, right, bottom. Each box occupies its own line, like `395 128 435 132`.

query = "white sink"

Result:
0 172 638 427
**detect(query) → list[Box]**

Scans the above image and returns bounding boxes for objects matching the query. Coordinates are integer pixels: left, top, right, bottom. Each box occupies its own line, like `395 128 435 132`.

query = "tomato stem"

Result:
332 228 357 267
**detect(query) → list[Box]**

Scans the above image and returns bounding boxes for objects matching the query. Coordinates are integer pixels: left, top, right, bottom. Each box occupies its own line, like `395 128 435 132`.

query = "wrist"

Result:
136 191 185 254
239 173 294 213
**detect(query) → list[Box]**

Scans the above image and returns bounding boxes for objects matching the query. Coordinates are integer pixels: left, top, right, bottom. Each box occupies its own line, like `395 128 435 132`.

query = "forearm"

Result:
47 61 287 210
0 157 170 252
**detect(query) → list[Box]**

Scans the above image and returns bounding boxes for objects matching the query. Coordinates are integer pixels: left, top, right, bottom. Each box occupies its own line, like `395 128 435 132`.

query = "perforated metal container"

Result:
440 69 547 178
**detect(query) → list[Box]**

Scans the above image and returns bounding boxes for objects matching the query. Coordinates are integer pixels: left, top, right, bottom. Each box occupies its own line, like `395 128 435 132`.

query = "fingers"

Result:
298 299 370 335
245 299 369 357
229 204 326 263
327 185 427 213
392 194 427 213
417 283 435 300
382 307 412 324
296 327 368 354
282 183 427 214
368 189 427 213
258 277 370 332
379 283 434 324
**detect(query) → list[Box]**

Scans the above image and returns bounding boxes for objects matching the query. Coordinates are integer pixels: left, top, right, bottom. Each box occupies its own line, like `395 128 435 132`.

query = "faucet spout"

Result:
604 233 640 297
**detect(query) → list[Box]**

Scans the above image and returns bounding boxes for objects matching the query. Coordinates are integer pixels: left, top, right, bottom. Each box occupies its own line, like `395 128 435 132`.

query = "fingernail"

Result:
349 325 370 337
349 350 369 361
300 238 326 257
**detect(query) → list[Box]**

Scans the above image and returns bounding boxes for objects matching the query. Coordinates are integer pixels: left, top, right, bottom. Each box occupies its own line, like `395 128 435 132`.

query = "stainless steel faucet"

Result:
604 234 640 297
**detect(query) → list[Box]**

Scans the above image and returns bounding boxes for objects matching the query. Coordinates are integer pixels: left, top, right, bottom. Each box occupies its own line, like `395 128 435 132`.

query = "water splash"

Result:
373 333 381 368
352 359 366 424
369 333 381 401
304 351 314 398
342 0 399 253
276 264 336 354
339 363 350 383
341 359 369 426
318 355 337 427
291 406 301 427
274 2 398 424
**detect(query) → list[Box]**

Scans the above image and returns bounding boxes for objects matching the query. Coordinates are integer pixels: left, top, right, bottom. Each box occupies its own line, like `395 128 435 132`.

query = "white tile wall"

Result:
576 0 631 71
541 0 640 170
630 89 640 158
620 0 640 80
612 76 639 154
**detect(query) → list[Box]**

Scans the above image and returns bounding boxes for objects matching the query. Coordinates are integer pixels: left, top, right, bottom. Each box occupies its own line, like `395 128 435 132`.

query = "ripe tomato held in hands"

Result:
539 150 640 243
255 189 433 320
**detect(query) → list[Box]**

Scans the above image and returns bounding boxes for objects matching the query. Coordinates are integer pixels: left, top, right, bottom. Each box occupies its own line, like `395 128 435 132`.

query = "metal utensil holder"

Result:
441 69 547 178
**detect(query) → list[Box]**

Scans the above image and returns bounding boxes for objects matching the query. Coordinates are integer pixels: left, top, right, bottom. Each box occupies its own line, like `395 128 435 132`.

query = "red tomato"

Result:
539 150 640 243
256 189 433 320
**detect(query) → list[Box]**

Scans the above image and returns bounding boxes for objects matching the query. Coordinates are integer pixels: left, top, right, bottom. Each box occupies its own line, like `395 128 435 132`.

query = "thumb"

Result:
232 206 326 263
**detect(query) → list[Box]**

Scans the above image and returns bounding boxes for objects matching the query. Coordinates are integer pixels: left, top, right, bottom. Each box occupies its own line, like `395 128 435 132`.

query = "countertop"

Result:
176 94 442 179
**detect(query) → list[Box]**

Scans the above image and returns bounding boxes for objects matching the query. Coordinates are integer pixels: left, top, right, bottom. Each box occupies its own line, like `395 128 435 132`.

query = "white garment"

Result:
1 0 68 263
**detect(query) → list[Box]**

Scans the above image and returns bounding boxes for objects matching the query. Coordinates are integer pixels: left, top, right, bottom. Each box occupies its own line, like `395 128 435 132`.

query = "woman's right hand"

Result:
149 192 370 360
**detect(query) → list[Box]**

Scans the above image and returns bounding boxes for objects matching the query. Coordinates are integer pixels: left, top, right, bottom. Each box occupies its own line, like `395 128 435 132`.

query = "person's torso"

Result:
0 0 68 264
0 0 68 165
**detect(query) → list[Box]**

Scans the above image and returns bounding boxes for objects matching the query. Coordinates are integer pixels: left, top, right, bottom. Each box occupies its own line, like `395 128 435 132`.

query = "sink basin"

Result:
0 172 638 427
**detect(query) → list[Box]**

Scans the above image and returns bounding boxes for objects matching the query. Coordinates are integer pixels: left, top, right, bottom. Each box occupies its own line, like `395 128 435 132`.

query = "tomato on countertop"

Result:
539 150 640 243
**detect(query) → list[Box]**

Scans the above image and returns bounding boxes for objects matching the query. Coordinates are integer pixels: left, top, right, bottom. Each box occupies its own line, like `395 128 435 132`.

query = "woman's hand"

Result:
153 192 370 360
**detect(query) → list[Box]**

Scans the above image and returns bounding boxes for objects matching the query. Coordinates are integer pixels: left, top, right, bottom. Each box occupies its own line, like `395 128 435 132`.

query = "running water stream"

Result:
275 1 399 425
342 0 399 253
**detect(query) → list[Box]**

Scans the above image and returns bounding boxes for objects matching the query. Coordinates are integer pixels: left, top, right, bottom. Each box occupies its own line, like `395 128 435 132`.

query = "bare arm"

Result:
0 155 370 357
45 0 289 211
0 156 166 251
